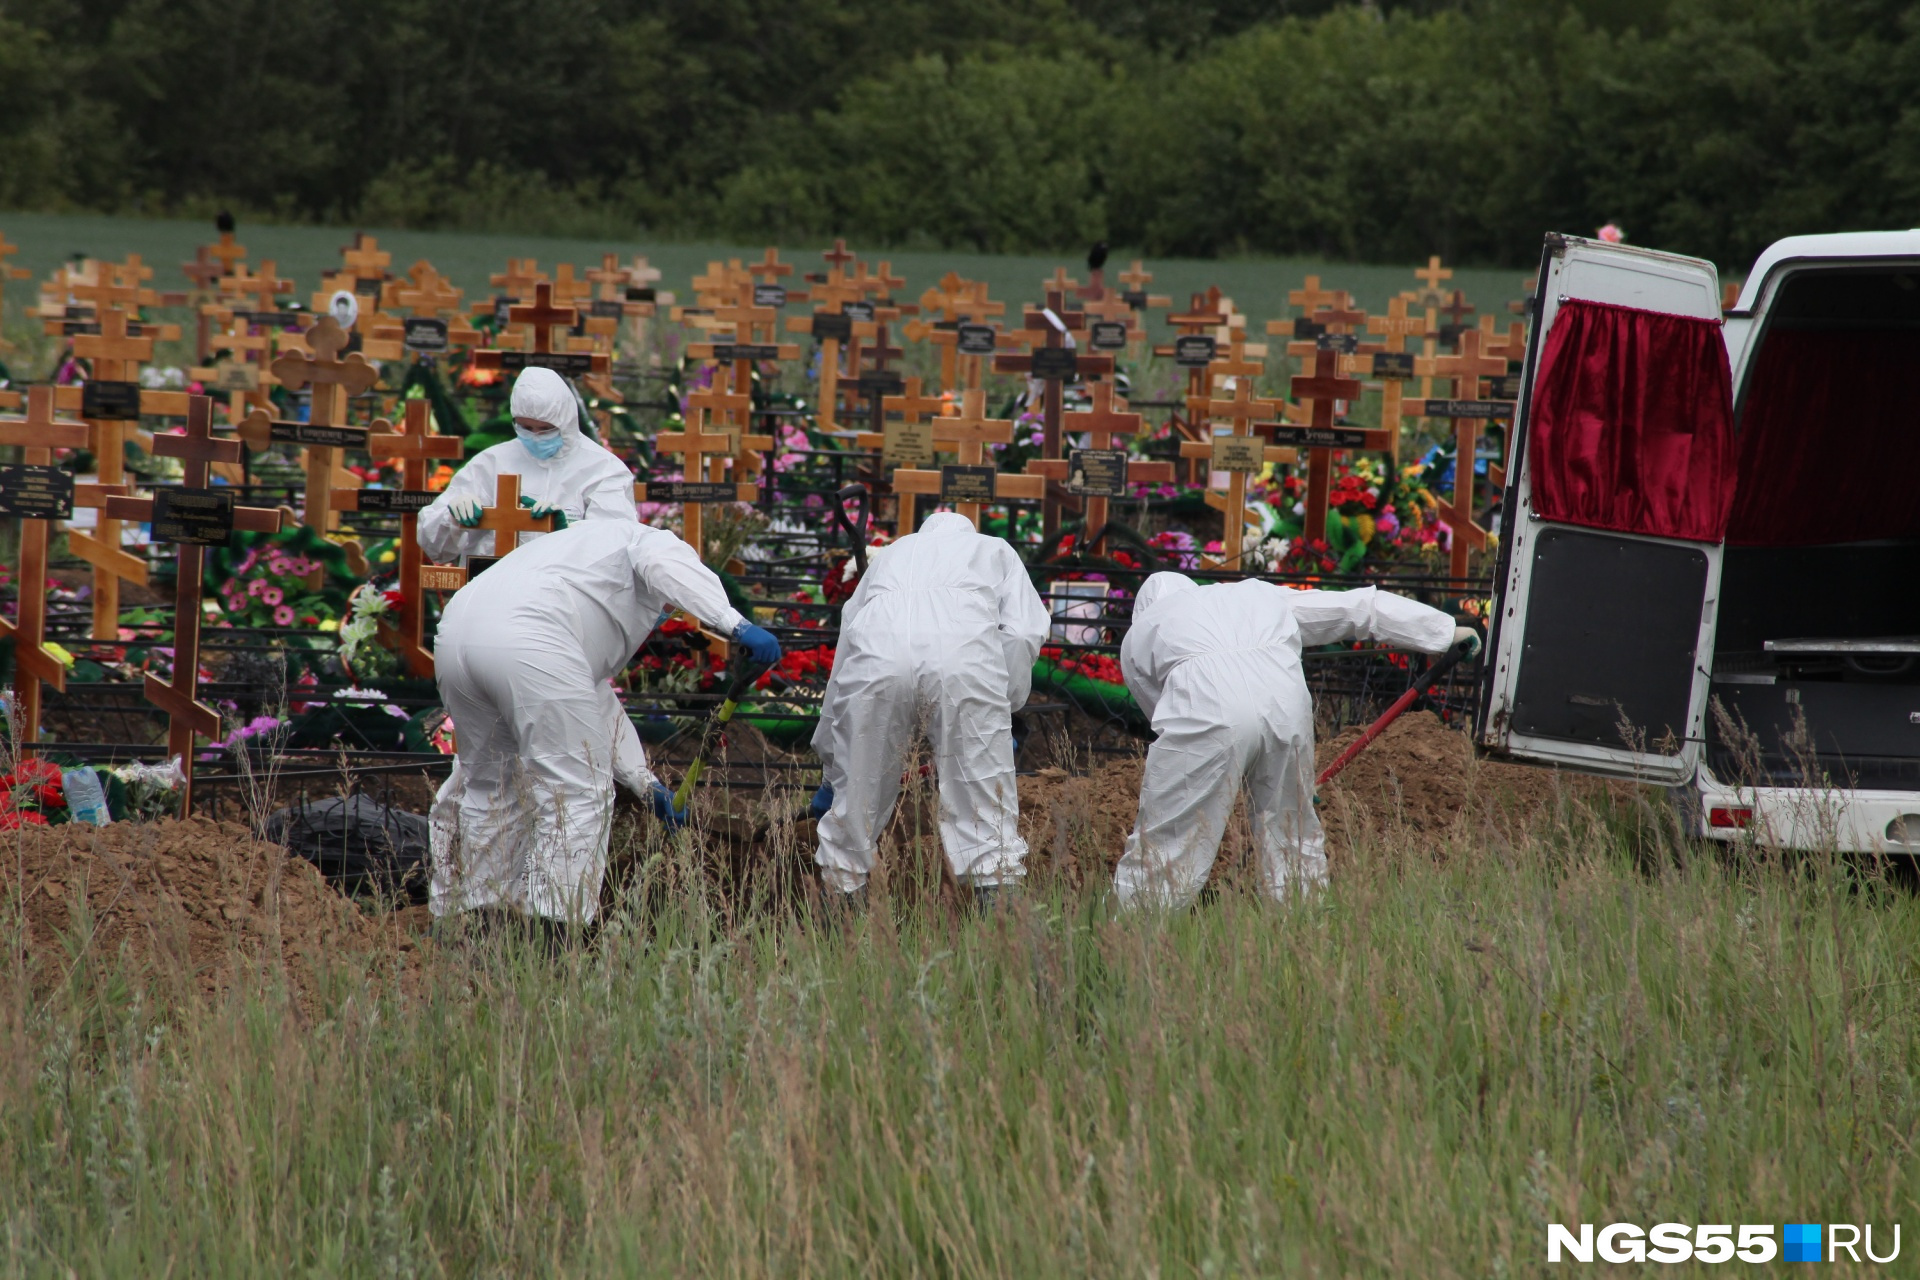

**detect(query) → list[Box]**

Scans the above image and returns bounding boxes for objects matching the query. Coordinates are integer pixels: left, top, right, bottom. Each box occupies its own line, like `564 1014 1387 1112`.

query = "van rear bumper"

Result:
1695 765 1920 853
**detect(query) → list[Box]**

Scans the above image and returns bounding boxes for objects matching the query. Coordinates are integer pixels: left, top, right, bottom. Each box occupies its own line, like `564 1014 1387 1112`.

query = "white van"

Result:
1478 231 1920 853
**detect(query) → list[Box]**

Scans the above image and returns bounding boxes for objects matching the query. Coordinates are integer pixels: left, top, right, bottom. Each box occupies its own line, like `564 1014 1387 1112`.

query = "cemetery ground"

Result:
5 713 1919 1276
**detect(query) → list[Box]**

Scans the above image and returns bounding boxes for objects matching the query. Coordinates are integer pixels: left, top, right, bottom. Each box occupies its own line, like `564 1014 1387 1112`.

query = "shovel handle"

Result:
1315 639 1475 789
832 483 871 575
672 657 776 812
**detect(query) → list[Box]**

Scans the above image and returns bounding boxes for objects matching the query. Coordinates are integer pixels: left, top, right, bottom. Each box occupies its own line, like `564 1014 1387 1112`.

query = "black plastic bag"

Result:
265 795 431 903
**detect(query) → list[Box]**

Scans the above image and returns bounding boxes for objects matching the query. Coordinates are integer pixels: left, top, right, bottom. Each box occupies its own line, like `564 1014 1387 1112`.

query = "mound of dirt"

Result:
6 818 411 997
1314 710 1595 854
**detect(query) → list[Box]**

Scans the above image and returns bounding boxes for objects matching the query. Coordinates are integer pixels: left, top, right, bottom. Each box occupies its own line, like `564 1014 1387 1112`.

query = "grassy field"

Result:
0 210 1533 339
4 786 1916 1277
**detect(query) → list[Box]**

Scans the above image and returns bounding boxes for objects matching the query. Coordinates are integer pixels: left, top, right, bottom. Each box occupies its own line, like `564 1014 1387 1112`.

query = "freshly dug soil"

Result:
5 817 413 998
1314 710 1594 856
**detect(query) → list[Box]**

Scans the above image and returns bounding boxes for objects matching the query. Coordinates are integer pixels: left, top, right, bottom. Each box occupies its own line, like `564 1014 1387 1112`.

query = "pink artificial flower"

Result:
261 585 284 605
248 579 267 597
1597 223 1625 244
273 605 295 626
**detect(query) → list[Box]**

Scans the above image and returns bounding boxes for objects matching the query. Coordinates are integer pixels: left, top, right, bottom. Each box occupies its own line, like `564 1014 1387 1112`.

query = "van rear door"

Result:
1477 236 1736 783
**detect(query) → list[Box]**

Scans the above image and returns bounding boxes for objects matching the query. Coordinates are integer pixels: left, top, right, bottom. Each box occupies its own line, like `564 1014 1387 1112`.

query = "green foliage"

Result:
2 0 1917 267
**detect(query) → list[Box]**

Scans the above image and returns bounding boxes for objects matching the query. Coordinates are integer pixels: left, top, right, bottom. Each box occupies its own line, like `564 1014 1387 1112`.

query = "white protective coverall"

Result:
1115 573 1455 908
812 512 1051 893
418 366 636 563
429 520 746 922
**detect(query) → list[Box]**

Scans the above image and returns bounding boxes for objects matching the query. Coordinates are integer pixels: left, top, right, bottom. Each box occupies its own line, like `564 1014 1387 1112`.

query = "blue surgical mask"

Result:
515 425 563 460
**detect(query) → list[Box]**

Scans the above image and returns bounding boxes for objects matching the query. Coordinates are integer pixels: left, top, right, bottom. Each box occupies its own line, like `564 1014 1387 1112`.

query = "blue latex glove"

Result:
448 495 484 528
733 621 782 666
520 494 568 529
649 781 689 830
808 783 834 821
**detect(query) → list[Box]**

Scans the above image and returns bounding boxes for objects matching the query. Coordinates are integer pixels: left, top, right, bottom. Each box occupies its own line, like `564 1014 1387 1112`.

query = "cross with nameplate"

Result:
0 388 102 744
854 377 955 528
325 399 465 675
1407 328 1508 583
1181 378 1283 569
68 305 163 637
993 289 1115 536
103 395 284 810
1023 380 1174 547
270 315 380 533
640 368 756 558
887 389 1044 532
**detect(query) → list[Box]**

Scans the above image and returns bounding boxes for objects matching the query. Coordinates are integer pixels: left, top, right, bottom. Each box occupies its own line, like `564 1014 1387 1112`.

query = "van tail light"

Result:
1709 806 1753 829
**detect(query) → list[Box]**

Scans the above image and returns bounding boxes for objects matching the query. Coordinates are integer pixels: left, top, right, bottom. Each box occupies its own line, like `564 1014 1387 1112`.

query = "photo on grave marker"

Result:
329 290 359 331
1067 448 1129 497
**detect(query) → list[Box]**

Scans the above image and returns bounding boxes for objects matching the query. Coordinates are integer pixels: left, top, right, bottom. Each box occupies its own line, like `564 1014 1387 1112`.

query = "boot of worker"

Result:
817 882 868 931
971 881 1024 915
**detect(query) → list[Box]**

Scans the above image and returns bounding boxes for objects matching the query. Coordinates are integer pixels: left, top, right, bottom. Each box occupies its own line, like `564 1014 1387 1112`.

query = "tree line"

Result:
3 0 1914 269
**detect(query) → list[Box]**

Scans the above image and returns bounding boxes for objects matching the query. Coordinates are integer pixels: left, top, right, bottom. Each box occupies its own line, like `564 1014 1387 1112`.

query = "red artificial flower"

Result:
0 811 48 830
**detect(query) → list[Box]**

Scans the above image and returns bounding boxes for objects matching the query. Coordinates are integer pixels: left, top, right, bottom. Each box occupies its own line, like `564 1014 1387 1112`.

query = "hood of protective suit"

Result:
920 511 974 535
1133 571 1198 620
510 366 583 459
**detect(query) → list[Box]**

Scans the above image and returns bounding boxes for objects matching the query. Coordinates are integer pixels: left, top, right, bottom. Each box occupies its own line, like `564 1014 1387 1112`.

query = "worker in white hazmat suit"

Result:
418 366 636 564
811 512 1050 906
1115 572 1476 909
429 520 783 924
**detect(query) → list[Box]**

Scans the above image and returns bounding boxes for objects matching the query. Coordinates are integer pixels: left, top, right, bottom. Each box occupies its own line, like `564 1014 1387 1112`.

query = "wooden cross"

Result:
325 399 465 675
340 233 391 288
1041 266 1082 298
270 316 380 533
0 388 97 743
1287 349 1369 543
857 378 968 528
992 289 1115 536
888 389 1043 532
0 232 27 350
1289 276 1342 316
1023 381 1173 546
1408 328 1507 583
642 368 755 557
66 306 163 637
1438 289 1476 340
394 260 463 316
487 258 545 299
220 260 293 315
749 247 793 283
1193 378 1282 569
103 396 283 810
471 281 608 377
1362 294 1430 464
1414 255 1452 297
181 247 225 363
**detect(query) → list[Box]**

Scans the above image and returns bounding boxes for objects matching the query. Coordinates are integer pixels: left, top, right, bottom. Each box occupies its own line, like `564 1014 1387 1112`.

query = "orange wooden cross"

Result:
340 233 392 288
271 316 380 533
103 396 284 810
325 399 465 675
643 368 755 556
888 389 1043 531
0 388 95 743
220 260 293 314
1357 294 1431 465
67 306 161 637
1415 255 1452 295
992 289 1116 536
1408 328 1508 583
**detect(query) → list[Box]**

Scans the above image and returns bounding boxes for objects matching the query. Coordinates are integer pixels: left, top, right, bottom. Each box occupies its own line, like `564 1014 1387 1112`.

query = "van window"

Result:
1726 268 1920 545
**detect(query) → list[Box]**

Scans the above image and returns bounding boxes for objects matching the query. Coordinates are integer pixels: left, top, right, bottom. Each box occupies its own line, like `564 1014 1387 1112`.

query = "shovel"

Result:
672 654 778 813
831 482 871 575
1315 636 1477 789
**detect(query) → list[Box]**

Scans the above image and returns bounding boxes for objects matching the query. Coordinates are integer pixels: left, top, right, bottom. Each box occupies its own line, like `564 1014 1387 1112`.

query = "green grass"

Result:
0 210 1532 339
4 790 1917 1277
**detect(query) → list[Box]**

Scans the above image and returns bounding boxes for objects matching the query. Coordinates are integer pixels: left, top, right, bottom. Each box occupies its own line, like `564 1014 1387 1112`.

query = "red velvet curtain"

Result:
1726 329 1920 546
1528 298 1736 542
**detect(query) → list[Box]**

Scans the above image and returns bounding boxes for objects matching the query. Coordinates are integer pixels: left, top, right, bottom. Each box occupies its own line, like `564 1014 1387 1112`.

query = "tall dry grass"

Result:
3 773 1917 1277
